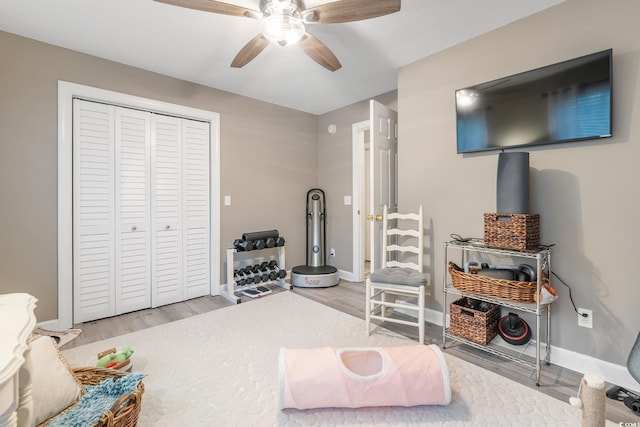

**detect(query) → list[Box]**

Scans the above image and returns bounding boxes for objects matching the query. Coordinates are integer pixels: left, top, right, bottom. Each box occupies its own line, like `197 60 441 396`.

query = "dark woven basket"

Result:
450 298 500 345
484 213 540 250
448 262 541 303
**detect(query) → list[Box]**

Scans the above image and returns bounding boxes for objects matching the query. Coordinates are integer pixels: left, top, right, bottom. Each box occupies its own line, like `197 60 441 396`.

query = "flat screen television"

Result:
455 49 612 154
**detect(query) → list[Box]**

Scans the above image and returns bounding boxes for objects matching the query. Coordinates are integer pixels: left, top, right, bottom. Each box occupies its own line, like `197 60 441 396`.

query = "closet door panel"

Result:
183 120 210 298
115 107 151 314
151 115 183 307
73 100 116 323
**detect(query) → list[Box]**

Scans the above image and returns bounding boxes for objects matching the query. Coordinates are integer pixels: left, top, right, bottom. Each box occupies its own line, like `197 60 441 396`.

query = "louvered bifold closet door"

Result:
115 107 152 314
182 120 210 299
151 114 184 307
73 99 116 323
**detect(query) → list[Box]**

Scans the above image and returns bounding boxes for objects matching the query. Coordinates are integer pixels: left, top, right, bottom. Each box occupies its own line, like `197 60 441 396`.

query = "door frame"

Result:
57 81 221 329
351 120 369 283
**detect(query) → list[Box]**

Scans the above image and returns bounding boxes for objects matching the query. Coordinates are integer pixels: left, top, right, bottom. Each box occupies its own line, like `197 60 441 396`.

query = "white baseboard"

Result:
338 269 355 282
425 306 446 326
418 306 639 392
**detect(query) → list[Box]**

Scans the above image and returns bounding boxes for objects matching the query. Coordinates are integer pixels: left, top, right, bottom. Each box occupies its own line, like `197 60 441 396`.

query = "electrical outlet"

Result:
578 308 593 328
330 248 336 257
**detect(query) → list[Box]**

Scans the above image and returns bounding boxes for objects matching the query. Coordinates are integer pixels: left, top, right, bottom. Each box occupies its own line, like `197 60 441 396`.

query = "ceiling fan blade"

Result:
300 33 341 72
231 34 270 68
153 0 261 19
303 0 400 24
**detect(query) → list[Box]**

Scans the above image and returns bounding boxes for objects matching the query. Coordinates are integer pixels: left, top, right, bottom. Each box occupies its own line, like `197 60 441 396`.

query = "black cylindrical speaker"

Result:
497 152 529 214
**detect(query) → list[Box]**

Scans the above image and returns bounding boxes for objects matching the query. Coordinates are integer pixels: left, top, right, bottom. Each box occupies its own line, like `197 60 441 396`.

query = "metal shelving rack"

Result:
220 246 291 304
442 240 552 386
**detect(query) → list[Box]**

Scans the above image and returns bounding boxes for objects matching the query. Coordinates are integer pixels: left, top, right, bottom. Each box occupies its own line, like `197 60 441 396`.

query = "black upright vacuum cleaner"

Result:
291 189 339 288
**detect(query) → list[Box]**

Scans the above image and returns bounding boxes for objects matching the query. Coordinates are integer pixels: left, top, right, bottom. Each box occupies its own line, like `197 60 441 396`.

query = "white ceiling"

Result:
0 0 563 115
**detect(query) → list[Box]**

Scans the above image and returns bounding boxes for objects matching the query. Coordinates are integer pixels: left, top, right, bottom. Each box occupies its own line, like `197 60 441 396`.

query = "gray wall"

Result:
317 92 397 273
0 30 317 321
398 0 640 365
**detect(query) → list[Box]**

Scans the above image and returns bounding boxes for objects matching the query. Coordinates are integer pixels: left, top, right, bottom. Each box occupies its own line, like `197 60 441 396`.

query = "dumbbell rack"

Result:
221 245 291 304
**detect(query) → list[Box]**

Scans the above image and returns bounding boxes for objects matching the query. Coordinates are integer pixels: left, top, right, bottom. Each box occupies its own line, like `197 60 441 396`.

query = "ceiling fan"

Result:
153 0 401 71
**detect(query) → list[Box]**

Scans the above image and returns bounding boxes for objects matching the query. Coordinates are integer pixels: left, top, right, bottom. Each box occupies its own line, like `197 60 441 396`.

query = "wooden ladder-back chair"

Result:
365 205 428 344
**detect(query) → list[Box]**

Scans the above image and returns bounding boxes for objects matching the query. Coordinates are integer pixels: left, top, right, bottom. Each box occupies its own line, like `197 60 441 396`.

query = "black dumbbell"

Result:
260 261 270 271
268 270 278 281
233 269 246 285
275 237 285 247
265 237 276 248
234 239 253 252
245 275 254 285
252 239 266 250
261 272 270 282
268 261 287 279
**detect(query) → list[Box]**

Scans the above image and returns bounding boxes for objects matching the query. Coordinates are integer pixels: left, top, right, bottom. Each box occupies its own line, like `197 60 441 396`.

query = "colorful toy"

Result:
96 345 134 370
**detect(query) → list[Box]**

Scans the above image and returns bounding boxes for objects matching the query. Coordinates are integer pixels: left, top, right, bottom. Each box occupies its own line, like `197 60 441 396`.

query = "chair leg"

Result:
365 280 371 336
380 291 386 321
418 285 425 345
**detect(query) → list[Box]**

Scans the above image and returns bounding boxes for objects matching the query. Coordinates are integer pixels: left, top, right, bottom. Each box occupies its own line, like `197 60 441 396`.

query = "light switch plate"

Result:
344 195 352 205
224 195 231 206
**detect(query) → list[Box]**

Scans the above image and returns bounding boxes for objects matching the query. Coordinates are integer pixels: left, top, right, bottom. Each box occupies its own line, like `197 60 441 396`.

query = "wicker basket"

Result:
450 298 500 345
484 213 540 250
448 262 539 303
41 367 144 427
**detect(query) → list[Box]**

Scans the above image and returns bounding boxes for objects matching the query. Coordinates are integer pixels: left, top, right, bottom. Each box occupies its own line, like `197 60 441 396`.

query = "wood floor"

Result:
62 280 636 424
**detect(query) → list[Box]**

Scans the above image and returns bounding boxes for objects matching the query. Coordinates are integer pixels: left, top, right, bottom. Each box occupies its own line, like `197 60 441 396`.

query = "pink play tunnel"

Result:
278 344 451 410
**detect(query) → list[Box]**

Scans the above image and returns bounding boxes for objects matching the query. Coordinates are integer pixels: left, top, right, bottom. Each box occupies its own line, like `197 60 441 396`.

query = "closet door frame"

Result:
57 81 220 330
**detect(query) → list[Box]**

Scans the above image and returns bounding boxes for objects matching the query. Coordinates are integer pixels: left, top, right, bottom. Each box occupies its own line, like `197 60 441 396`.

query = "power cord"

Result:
551 270 588 317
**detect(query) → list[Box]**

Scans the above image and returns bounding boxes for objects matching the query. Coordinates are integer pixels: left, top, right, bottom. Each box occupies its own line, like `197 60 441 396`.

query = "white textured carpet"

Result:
62 292 611 426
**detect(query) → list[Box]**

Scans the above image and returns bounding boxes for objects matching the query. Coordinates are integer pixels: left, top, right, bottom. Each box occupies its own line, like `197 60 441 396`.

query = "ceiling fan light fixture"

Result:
261 9 305 47
157 0 401 71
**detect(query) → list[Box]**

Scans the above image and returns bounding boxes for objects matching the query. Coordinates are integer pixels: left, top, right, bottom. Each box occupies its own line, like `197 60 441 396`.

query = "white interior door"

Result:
182 119 210 299
368 100 398 272
364 137 371 262
73 99 116 323
151 114 184 307
115 107 152 314
74 100 154 323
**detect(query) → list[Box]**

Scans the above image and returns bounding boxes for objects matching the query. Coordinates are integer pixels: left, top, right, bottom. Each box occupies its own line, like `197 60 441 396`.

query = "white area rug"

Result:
62 292 612 426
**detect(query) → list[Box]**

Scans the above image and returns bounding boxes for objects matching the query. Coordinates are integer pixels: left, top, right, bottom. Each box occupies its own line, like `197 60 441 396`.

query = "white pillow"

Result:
29 335 83 426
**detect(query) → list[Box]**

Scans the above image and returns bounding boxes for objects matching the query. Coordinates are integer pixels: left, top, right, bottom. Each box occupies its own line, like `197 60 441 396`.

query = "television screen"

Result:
456 49 612 154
